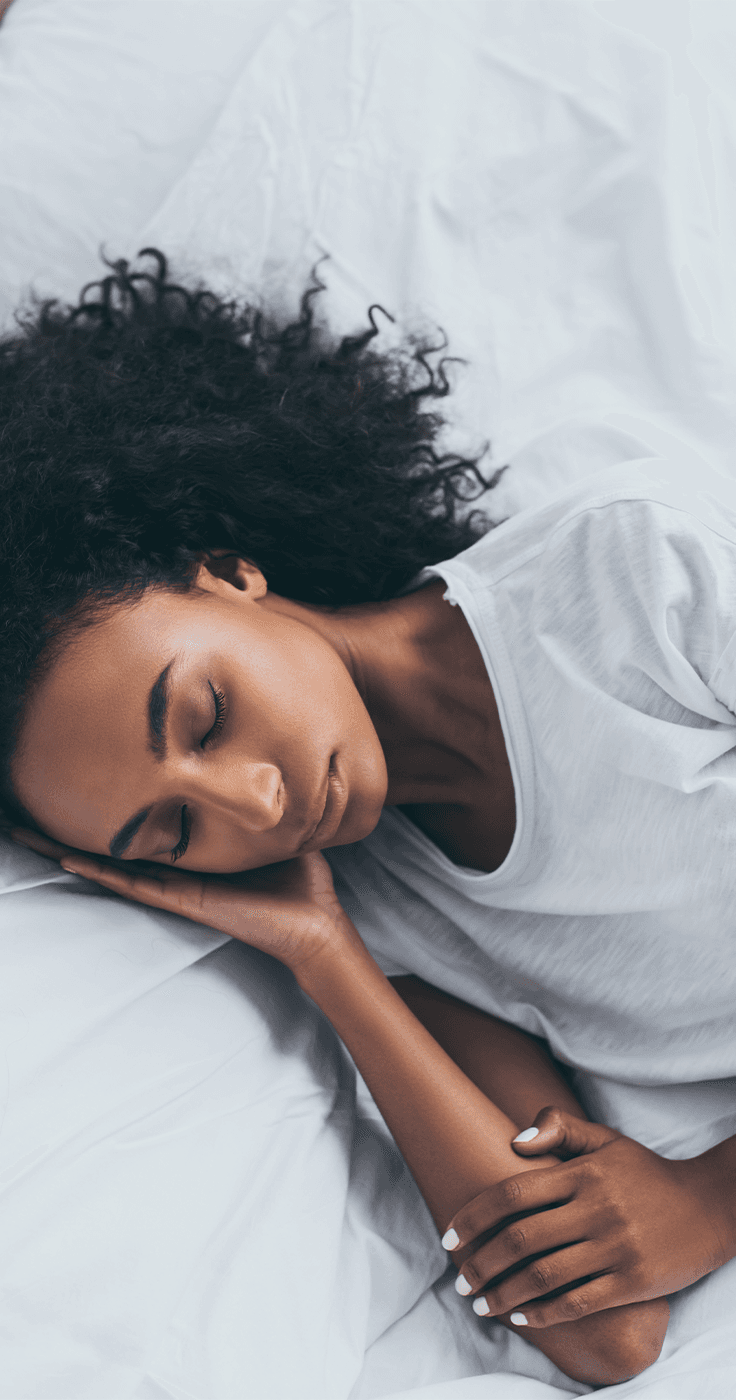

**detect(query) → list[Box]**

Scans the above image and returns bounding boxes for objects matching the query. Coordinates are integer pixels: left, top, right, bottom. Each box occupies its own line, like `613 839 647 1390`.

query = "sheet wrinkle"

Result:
0 1050 266 1189
26 1021 347 1151
127 17 296 253
341 4 387 136
0 871 79 895
1 938 230 1039
475 54 643 146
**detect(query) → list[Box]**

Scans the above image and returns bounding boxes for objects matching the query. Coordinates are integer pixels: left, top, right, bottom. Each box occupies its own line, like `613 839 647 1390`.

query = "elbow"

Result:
610 1301 669 1384
529 1298 669 1388
574 1299 670 1387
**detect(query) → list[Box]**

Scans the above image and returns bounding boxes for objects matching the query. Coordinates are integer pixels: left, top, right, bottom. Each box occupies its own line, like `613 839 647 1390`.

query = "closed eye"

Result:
203 682 227 747
169 683 227 862
170 804 191 863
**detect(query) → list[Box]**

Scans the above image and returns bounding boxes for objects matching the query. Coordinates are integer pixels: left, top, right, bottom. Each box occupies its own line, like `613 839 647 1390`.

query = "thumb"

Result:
511 1105 619 1160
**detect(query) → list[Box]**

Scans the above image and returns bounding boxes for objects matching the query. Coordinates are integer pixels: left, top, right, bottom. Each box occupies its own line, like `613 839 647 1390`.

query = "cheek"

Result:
229 623 372 775
298 665 366 745
260 637 354 733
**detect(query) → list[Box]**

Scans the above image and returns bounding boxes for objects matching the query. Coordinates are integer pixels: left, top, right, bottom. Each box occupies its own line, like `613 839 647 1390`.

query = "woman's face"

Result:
11 558 388 872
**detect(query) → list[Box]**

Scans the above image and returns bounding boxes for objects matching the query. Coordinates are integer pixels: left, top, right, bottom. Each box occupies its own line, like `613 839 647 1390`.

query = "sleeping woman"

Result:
3 249 735 1388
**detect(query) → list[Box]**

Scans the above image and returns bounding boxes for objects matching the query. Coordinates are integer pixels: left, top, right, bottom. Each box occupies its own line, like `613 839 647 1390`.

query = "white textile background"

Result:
2 2 736 1398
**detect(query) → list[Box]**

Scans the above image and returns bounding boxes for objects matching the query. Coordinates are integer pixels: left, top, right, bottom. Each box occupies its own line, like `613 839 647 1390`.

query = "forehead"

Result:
38 592 193 698
42 583 224 685
11 589 215 820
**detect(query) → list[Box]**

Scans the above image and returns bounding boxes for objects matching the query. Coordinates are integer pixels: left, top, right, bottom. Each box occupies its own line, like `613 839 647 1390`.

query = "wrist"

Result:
684 1138 736 1264
291 910 375 991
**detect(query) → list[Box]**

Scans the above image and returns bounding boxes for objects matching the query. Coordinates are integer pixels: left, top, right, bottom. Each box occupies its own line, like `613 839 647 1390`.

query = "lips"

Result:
299 755 338 851
299 759 332 850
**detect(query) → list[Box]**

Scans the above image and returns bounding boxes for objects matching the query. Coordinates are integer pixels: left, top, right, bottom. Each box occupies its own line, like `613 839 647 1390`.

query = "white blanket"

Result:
1 2 736 1396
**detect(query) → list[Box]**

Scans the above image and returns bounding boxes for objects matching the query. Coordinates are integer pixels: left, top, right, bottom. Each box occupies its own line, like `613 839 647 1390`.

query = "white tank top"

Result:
326 456 736 1084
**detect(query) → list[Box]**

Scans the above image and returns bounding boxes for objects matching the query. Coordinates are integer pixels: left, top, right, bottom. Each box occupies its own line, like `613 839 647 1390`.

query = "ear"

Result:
194 551 268 599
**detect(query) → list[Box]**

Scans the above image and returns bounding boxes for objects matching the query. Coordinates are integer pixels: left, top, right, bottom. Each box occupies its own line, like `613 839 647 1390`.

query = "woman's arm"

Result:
12 832 669 1386
387 974 584 1126
296 928 669 1387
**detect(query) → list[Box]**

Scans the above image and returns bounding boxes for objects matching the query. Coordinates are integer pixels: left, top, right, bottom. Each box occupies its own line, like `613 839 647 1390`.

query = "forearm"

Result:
295 920 559 1229
296 920 669 1387
388 974 585 1128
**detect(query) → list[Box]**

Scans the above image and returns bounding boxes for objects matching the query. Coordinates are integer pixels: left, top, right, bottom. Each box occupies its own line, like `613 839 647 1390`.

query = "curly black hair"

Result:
0 247 508 827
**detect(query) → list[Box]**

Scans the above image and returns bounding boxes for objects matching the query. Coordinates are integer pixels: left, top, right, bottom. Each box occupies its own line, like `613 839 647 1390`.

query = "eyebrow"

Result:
108 658 175 859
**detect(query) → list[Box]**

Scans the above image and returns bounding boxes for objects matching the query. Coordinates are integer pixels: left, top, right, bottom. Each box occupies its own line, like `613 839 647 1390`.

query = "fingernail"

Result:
512 1127 539 1142
455 1274 472 1296
472 1298 490 1316
510 1312 528 1326
61 862 82 875
441 1228 460 1250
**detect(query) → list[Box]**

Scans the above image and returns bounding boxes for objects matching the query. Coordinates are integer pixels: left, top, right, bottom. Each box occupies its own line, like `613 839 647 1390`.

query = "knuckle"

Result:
499 1176 523 1212
559 1290 588 1321
529 1259 553 1293
505 1224 528 1259
601 1194 621 1222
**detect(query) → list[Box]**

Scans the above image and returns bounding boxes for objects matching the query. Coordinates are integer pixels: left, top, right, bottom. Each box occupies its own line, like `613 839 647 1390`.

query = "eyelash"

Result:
170 805 192 864
169 684 228 863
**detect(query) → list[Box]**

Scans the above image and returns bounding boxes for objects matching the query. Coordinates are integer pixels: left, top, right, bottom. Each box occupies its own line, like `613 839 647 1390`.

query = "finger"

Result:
58 854 186 910
59 854 230 938
12 828 156 877
512 1107 619 1161
476 1272 620 1329
456 1205 588 1292
11 828 80 861
463 1241 601 1318
442 1166 576 1252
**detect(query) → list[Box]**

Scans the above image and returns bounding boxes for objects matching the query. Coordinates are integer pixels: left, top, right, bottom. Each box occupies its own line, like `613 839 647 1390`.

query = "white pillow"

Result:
0 837 448 1398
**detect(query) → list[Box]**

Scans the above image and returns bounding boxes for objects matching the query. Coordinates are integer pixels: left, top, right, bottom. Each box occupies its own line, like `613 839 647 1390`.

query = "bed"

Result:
1 2 735 1396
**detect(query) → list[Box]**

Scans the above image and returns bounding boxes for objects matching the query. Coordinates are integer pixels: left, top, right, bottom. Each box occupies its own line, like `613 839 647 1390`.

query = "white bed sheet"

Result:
2 1 736 1397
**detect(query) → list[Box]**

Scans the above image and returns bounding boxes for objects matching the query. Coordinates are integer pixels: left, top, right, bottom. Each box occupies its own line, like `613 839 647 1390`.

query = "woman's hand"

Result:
10 828 350 975
446 1106 734 1327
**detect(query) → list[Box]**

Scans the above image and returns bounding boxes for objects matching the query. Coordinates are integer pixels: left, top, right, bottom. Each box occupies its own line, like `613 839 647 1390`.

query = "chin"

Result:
327 800 383 849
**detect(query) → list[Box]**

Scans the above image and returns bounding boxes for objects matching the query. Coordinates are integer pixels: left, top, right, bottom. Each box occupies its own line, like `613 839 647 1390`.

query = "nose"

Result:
185 757 283 835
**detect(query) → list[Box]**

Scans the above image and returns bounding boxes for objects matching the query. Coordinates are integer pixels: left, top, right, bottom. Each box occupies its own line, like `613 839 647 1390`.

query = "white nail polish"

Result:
455 1274 472 1296
510 1312 528 1325
472 1297 490 1316
441 1228 460 1250
512 1127 539 1142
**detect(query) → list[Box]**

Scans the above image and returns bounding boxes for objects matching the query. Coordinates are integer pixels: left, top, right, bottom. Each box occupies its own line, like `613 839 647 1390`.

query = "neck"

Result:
263 580 506 812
